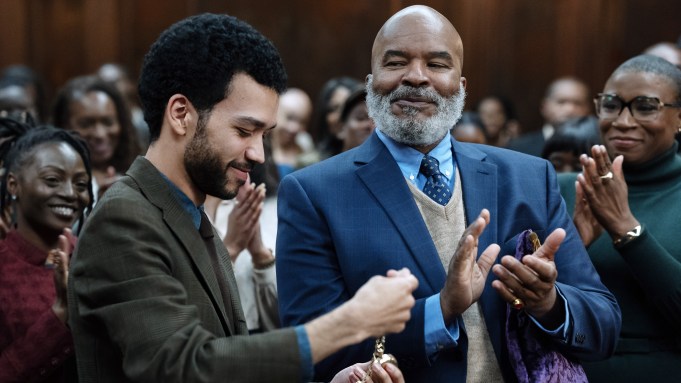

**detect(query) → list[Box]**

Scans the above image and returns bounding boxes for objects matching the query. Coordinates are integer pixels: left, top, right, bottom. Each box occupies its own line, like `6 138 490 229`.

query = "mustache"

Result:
229 160 255 173
388 85 442 104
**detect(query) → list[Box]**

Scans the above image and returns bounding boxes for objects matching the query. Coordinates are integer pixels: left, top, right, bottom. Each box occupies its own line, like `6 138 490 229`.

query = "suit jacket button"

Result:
575 333 586 344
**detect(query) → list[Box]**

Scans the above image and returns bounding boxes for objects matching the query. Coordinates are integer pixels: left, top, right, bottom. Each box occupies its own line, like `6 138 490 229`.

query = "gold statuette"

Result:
358 336 397 382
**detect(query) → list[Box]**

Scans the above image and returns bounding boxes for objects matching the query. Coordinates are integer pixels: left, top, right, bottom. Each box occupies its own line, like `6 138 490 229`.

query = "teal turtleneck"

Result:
621 141 681 188
558 142 681 382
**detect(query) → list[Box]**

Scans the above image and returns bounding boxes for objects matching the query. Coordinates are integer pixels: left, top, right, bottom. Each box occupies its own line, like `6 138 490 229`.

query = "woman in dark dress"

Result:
559 54 681 382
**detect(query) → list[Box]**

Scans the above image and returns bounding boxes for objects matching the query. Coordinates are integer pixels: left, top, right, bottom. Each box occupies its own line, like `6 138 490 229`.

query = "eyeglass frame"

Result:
593 93 681 122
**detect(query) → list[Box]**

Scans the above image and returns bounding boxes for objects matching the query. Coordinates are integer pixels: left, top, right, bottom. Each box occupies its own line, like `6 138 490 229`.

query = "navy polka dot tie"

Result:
419 155 452 206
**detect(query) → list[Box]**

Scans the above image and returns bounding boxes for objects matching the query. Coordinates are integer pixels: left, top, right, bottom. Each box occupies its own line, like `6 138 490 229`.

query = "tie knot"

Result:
420 155 441 178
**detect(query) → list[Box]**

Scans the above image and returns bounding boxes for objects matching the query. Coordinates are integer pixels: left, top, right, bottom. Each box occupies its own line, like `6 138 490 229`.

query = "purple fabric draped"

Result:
505 229 588 383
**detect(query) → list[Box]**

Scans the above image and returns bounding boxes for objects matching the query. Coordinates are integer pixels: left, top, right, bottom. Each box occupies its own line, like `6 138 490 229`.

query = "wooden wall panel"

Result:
0 0 29 64
0 0 679 132
215 0 392 99
28 0 85 99
82 0 120 71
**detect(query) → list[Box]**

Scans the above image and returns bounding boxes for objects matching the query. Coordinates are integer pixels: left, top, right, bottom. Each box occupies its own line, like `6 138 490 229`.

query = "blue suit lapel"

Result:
452 138 498 247
353 134 446 292
452 138 507 367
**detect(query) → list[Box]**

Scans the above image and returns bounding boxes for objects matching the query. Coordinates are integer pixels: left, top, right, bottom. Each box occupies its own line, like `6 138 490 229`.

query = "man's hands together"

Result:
440 209 565 327
492 229 565 326
440 209 499 323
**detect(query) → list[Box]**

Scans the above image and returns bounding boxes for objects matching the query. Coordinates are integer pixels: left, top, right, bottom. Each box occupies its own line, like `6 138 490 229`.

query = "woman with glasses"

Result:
558 54 681 382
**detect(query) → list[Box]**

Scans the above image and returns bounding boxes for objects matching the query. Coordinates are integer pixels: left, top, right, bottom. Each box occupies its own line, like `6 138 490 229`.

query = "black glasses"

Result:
593 93 681 122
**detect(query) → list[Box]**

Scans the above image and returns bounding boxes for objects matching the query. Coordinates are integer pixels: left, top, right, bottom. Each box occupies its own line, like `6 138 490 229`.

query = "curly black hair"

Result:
52 75 141 172
0 121 94 233
138 13 288 143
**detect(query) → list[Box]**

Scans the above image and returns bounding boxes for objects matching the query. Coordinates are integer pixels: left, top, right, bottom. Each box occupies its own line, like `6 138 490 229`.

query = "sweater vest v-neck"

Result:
407 169 503 383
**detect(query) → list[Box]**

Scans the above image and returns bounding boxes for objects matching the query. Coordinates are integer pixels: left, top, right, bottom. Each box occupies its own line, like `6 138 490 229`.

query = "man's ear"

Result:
166 94 195 137
6 172 18 198
460 76 467 91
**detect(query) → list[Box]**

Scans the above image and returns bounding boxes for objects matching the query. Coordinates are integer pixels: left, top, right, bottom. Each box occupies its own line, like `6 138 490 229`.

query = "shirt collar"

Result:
158 172 203 230
375 128 454 185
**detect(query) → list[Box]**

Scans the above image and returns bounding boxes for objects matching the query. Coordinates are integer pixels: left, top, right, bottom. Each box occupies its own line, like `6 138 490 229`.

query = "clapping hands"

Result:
574 145 639 246
223 179 266 261
45 228 74 324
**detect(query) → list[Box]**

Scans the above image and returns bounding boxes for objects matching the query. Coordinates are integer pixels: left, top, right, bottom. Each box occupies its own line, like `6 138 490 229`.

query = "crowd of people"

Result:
1 4 680 383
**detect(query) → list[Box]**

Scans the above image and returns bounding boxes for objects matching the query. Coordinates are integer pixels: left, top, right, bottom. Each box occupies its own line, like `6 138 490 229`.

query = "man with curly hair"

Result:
68 13 416 383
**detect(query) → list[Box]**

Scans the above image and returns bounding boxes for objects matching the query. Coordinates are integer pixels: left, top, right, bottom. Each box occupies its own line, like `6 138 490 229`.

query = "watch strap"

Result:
613 225 643 248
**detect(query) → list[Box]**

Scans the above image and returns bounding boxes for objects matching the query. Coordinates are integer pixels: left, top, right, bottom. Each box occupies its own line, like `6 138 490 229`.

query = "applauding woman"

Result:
559 55 681 382
53 75 140 201
0 122 93 382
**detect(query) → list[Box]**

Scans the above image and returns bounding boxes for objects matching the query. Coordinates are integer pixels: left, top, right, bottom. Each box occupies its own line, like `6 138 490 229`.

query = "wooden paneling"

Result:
0 0 29 63
82 0 120 70
0 0 679 131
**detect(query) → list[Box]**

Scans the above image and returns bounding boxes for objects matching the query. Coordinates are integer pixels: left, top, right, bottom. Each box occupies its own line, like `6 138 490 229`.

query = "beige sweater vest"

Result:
407 170 503 383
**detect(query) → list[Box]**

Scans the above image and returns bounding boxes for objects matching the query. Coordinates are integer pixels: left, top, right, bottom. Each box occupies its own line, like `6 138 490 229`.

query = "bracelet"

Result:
253 249 276 270
612 225 643 248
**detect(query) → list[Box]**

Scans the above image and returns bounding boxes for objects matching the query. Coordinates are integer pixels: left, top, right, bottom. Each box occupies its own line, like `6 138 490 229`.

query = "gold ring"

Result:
512 298 524 310
599 171 613 180
379 353 398 367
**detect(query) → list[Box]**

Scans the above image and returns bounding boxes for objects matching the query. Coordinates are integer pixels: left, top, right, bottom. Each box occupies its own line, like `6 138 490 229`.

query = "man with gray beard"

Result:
365 76 466 146
276 5 620 383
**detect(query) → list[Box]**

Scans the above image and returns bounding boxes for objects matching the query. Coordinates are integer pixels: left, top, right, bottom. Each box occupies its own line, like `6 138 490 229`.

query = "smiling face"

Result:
367 6 466 151
599 71 681 165
67 90 121 169
8 142 90 242
184 73 278 200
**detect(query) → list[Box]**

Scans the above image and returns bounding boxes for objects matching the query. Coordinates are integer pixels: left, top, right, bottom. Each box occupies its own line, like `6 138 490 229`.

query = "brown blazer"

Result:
68 157 302 382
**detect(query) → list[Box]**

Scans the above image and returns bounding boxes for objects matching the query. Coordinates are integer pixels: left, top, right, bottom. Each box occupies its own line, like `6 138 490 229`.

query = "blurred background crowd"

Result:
1 1 680 381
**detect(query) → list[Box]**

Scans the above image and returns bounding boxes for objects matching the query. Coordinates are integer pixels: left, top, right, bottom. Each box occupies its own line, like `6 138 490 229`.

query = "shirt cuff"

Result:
252 260 277 285
295 325 313 382
528 286 570 340
424 293 460 360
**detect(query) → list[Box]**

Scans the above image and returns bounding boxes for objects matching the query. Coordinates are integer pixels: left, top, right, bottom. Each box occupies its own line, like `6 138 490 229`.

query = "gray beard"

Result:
365 75 466 146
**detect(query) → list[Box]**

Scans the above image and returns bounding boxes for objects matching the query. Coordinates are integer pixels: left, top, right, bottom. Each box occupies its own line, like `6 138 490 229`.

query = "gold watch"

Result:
612 225 643 248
